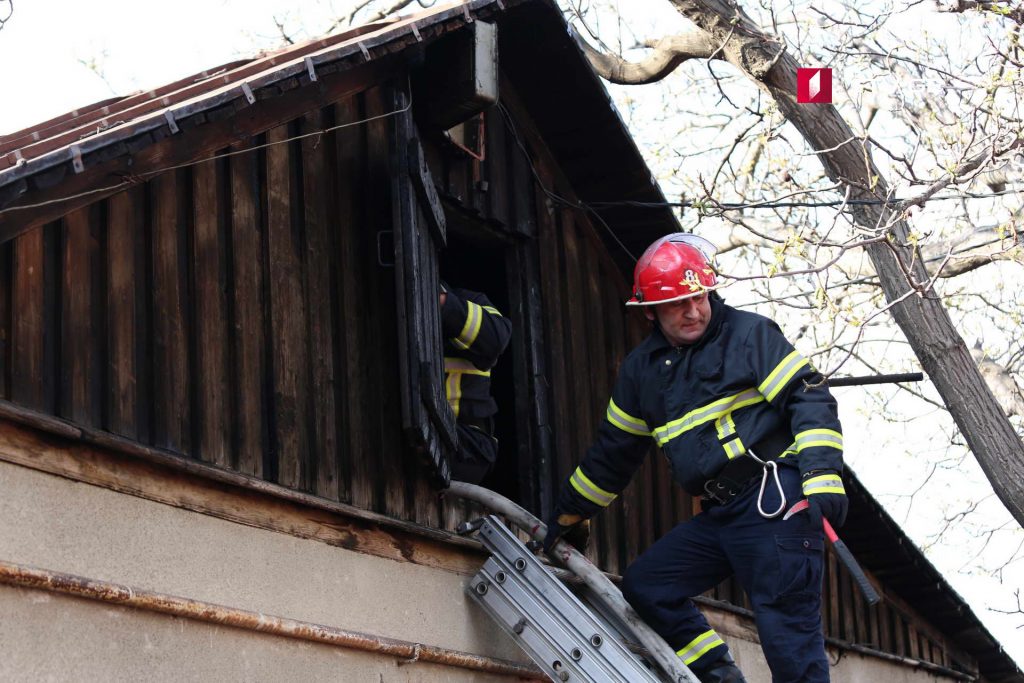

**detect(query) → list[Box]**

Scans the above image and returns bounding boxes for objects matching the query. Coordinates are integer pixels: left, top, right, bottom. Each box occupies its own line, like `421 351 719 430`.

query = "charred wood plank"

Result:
407 138 447 248
265 124 312 490
106 187 145 439
366 84 407 519
59 205 102 427
227 140 267 478
192 158 231 468
300 108 341 502
150 170 191 454
11 227 47 410
332 93 372 510
533 162 571 513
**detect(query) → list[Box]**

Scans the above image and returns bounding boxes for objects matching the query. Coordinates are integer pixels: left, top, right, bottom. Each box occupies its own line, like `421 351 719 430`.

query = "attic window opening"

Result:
444 112 486 161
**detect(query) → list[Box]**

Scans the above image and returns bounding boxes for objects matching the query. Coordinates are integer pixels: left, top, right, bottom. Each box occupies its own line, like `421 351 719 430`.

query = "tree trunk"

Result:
669 0 1024 526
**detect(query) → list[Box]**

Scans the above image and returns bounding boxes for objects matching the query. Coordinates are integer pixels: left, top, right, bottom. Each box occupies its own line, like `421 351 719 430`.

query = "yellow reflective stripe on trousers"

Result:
452 301 483 350
758 350 810 402
795 428 843 452
607 399 650 436
803 473 845 495
445 372 463 418
675 629 725 665
444 357 491 377
652 389 763 447
570 467 617 507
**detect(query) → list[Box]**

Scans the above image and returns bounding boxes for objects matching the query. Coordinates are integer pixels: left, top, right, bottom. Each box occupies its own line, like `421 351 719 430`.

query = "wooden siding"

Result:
0 88 444 530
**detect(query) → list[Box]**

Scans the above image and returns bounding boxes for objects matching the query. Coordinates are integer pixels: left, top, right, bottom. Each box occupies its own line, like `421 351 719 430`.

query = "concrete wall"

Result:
0 457 955 682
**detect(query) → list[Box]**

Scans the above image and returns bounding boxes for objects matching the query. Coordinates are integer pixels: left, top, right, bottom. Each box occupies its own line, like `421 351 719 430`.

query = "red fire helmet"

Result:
625 233 718 306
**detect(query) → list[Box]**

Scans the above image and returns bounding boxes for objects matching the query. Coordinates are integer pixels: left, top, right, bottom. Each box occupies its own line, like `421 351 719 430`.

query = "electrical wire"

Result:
585 187 1023 212
496 101 639 261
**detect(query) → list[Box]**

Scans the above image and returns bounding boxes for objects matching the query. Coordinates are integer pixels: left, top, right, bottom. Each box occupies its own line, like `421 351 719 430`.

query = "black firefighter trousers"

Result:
621 465 829 682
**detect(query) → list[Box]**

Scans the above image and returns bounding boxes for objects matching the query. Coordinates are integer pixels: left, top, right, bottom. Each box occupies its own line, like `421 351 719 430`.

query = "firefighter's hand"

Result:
542 513 591 554
803 470 848 530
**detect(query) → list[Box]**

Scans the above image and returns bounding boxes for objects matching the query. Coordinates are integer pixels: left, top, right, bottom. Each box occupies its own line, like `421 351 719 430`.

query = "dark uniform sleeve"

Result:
441 288 512 370
553 359 652 519
744 318 844 476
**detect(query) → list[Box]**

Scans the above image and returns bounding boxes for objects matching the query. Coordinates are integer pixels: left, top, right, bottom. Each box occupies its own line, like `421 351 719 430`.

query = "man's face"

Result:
645 294 712 346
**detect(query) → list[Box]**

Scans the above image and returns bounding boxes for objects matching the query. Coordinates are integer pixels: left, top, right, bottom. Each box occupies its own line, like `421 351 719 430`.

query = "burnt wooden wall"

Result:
0 78 968 672
0 85 444 528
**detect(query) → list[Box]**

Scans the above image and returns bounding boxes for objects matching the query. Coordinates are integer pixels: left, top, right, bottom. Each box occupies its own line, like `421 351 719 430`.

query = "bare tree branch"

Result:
323 0 417 35
272 16 296 45
936 0 1024 25
898 136 1024 213
573 30 719 84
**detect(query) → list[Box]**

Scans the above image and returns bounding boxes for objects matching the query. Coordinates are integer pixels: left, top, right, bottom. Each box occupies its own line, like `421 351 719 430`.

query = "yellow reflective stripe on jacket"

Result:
803 473 845 496
451 301 484 350
794 428 843 452
722 437 746 459
570 467 617 507
715 413 746 459
675 629 725 665
757 350 810 402
715 412 737 440
652 388 763 447
445 372 463 418
444 357 491 377
607 399 650 436
482 305 501 316
777 445 797 460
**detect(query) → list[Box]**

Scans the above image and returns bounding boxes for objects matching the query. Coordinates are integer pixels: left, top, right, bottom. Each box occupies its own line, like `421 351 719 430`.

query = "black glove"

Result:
542 513 591 554
802 469 848 530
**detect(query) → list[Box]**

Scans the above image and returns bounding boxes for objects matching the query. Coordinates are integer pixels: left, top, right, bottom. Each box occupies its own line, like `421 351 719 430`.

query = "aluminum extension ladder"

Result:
452 481 700 683
462 514 674 682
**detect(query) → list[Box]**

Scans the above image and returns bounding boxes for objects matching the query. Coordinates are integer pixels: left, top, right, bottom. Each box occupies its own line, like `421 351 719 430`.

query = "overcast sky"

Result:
1 0 1022 666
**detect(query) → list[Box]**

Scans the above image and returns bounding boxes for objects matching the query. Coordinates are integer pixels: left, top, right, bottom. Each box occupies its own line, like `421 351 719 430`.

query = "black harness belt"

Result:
702 430 792 505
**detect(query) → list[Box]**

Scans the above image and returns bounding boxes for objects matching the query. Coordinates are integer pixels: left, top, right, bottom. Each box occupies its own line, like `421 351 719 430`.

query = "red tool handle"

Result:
828 530 881 606
787 500 880 606
821 517 840 544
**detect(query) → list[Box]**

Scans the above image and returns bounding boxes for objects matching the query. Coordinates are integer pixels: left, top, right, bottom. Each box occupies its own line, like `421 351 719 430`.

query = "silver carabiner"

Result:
757 461 786 519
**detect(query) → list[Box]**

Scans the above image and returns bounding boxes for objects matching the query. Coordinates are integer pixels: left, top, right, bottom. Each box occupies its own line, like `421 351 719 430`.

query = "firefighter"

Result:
543 234 846 682
440 283 512 483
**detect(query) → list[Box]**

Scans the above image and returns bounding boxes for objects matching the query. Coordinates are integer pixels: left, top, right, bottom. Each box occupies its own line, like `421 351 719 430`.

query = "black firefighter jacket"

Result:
441 287 512 422
557 295 843 519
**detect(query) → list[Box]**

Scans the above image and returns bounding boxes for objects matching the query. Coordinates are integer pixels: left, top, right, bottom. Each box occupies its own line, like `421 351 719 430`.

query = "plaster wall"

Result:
0 459 955 682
